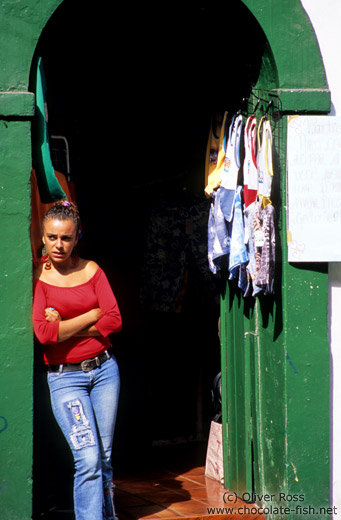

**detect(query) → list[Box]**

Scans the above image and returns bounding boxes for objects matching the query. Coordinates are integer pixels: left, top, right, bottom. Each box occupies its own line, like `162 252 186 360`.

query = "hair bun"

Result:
42 199 81 234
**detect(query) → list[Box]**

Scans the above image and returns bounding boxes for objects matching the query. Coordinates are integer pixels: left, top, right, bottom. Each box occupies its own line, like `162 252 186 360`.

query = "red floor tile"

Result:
115 465 266 519
138 489 192 506
157 477 206 492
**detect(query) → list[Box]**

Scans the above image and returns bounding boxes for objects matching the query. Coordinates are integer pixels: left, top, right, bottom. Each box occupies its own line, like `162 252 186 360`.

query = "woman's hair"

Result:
42 200 81 236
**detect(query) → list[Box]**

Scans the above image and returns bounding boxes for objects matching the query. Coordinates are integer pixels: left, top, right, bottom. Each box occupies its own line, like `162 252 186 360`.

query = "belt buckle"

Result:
80 356 101 372
81 359 94 372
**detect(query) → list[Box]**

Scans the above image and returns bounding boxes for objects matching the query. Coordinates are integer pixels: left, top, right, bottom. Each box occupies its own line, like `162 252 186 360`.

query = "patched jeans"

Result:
47 355 120 520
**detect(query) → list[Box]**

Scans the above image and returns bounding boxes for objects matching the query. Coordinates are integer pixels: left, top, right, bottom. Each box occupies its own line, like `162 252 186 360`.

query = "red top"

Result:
32 267 122 365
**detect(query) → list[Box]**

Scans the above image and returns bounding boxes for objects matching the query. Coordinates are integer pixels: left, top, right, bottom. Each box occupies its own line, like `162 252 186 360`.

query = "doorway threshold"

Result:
115 465 265 520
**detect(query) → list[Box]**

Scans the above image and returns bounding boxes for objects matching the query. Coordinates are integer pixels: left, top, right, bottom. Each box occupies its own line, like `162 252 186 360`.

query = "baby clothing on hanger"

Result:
257 117 274 208
204 112 229 198
219 113 243 222
208 189 231 274
228 185 248 283
243 115 258 208
253 203 276 294
244 199 276 296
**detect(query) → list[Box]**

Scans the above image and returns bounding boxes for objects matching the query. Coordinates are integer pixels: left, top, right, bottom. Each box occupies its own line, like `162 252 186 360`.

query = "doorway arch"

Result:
0 1 331 518
29 4 268 515
30 0 329 515
244 0 328 89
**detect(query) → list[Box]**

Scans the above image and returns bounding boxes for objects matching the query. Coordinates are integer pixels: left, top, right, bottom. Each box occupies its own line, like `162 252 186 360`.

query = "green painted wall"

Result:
219 1 330 518
0 0 332 518
243 0 327 89
0 2 62 519
0 1 62 91
0 119 33 519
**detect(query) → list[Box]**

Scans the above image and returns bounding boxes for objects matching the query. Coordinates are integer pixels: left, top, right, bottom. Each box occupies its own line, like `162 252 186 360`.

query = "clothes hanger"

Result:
251 98 261 117
264 100 273 120
236 97 248 117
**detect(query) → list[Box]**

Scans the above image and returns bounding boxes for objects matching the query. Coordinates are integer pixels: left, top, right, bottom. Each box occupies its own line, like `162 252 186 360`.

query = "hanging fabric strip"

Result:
219 113 243 222
32 57 66 203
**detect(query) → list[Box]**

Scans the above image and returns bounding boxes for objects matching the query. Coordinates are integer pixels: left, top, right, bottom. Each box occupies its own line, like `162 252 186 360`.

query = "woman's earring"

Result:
41 245 48 262
41 245 51 270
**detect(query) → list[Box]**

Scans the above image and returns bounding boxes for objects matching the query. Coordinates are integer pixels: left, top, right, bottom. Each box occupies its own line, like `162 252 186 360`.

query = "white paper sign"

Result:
287 115 341 262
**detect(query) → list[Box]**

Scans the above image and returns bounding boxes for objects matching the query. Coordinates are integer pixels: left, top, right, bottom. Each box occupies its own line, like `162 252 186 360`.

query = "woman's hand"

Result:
89 307 103 323
45 307 62 322
56 307 103 343
42 306 103 343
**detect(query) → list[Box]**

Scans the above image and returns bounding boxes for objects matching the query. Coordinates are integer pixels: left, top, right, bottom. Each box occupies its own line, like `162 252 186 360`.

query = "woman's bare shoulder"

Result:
83 259 101 277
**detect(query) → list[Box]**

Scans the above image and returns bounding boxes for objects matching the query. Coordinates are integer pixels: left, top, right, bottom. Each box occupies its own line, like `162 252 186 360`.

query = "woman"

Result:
32 200 122 520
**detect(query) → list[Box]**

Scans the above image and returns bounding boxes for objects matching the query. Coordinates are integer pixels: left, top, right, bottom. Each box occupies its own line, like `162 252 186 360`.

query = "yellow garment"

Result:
204 111 228 198
259 195 272 209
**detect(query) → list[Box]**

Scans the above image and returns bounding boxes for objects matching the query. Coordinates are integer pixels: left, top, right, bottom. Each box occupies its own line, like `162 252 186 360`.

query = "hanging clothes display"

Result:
204 112 229 198
205 95 277 297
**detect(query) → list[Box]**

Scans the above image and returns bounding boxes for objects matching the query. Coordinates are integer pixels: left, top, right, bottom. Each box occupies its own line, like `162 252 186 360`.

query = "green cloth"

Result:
32 57 66 203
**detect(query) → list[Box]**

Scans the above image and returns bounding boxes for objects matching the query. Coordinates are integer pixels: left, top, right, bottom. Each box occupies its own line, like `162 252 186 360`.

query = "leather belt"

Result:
48 350 111 373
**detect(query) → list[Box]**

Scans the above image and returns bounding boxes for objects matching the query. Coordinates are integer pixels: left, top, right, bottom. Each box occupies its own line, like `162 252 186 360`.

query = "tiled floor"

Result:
41 442 265 519
115 462 265 520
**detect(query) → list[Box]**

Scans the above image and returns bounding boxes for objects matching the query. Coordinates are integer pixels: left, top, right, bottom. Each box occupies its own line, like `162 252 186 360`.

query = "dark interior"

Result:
32 2 266 516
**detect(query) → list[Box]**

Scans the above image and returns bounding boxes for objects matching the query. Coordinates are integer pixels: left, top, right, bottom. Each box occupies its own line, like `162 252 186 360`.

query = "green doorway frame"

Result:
0 1 331 518
220 0 331 517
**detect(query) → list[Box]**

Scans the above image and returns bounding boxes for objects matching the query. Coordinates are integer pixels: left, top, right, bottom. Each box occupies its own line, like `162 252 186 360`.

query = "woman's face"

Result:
42 218 78 266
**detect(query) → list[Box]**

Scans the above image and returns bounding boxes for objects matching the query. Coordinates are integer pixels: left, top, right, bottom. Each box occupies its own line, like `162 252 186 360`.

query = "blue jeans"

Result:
47 355 120 520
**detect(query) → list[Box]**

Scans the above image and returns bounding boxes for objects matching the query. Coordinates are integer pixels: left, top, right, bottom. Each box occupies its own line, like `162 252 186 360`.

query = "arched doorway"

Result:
31 2 267 515
0 1 332 518
26 0 330 517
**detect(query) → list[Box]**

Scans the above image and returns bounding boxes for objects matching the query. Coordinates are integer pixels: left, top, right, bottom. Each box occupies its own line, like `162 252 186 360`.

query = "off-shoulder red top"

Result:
32 268 122 365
